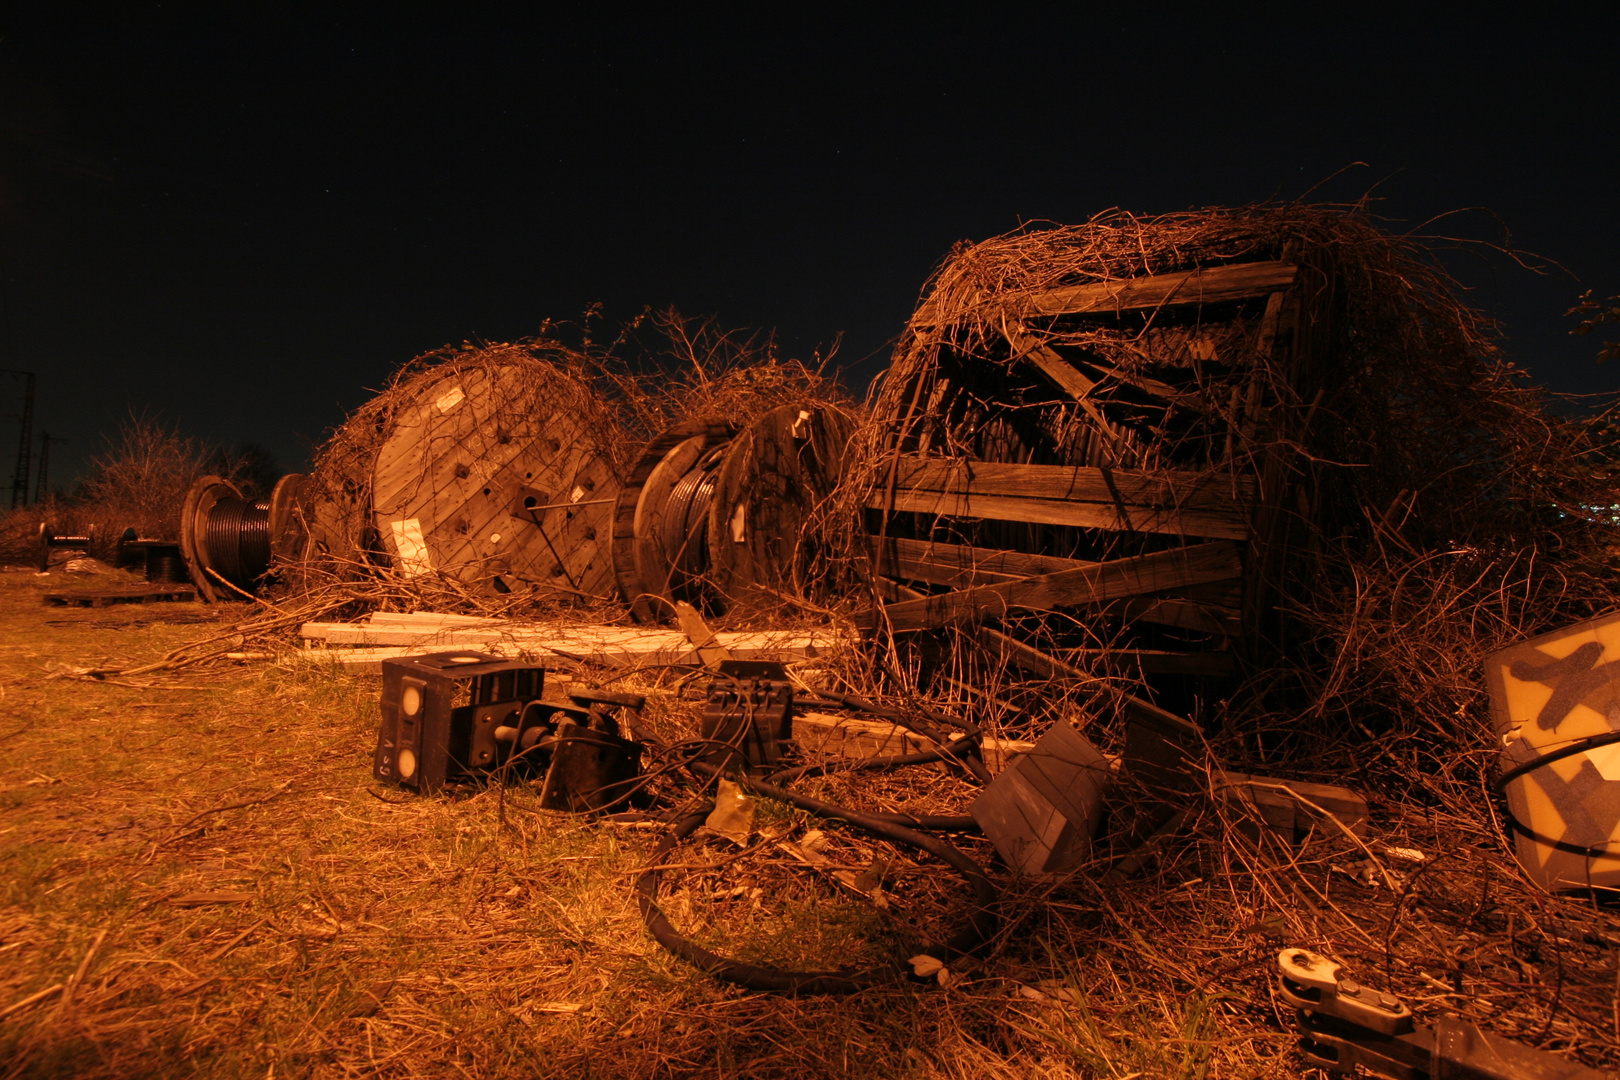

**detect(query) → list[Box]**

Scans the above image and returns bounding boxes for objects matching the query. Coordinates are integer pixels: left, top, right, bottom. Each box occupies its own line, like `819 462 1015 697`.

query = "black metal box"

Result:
373 651 544 791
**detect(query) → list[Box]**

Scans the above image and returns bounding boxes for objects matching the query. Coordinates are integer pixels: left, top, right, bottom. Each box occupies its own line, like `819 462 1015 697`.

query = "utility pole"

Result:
34 432 59 504
2 370 35 509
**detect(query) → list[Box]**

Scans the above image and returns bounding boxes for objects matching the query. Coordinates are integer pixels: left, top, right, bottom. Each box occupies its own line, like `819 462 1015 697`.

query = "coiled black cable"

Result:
625 694 998 994
203 496 272 588
658 447 724 594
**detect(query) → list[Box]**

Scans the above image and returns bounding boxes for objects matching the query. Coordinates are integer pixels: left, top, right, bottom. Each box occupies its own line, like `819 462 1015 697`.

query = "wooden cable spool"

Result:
612 420 737 622
866 254 1310 689
612 403 854 623
708 403 855 614
370 361 620 599
267 473 311 563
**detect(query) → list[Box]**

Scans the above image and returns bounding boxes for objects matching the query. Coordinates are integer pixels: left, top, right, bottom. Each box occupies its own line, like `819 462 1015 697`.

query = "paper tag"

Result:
389 519 433 577
730 502 747 543
569 485 585 503
434 386 465 413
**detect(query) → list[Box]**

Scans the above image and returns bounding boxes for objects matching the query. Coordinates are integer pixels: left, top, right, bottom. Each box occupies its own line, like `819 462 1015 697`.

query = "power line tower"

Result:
35 432 60 504
2 370 36 509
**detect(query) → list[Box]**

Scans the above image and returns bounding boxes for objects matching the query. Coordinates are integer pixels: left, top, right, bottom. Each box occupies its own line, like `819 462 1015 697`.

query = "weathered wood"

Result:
866 540 1242 633
298 625 844 673
875 540 1241 638
877 536 1096 587
871 458 1252 539
876 488 1246 537
911 260 1299 328
883 457 1254 509
371 363 619 598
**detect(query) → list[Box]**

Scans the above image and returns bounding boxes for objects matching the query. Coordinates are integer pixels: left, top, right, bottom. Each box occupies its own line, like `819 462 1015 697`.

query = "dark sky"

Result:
1 5 1616 490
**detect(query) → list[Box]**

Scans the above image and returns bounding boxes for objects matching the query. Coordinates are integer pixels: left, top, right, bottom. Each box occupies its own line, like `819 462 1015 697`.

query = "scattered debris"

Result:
702 779 756 844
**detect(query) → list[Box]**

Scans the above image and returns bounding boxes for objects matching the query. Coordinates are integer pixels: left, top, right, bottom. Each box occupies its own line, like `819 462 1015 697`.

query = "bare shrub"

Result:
76 413 212 540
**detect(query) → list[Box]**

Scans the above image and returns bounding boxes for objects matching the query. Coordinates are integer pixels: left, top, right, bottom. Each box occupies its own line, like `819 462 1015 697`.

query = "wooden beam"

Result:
911 261 1299 329
875 539 1242 637
866 540 1242 633
868 458 1252 540
876 535 1096 588
883 457 1255 507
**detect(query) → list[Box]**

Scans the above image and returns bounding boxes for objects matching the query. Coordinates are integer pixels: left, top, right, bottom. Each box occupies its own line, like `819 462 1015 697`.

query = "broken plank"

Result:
875 547 1241 637
866 540 1242 633
910 261 1298 328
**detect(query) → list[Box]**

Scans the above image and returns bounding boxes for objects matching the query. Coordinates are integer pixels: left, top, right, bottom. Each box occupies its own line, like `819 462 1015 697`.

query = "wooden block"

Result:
1216 772 1369 840
970 721 1112 877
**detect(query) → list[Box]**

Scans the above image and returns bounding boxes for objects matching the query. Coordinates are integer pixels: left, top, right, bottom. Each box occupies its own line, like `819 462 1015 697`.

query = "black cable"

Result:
636 778 998 994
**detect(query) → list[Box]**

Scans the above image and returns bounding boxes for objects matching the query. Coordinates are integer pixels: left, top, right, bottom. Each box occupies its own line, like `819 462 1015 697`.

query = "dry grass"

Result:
6 563 1620 1078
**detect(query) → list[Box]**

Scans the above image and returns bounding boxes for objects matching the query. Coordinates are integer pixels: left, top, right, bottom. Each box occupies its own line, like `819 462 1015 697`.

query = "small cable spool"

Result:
612 403 855 623
180 475 275 602
612 421 737 622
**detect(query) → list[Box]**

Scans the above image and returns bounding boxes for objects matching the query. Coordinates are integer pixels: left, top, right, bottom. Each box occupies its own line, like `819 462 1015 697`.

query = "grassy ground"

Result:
2 568 1617 1078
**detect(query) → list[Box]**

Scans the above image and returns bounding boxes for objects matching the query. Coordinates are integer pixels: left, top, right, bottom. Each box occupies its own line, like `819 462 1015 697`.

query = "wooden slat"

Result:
911 261 1298 328
871 458 1252 539
877 536 1097 588
884 457 1254 508
876 539 1241 637
866 540 1242 633
876 489 1248 540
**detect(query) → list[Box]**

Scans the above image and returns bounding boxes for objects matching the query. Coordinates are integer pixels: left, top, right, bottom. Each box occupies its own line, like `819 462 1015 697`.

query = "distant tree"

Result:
1569 290 1620 363
211 442 281 500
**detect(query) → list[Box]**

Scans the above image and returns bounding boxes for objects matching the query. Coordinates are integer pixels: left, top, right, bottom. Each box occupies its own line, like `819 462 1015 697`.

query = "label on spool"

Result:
434 386 466 413
390 518 434 577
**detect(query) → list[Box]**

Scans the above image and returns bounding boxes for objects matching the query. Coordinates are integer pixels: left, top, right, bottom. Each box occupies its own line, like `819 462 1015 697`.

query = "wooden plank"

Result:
911 261 1298 328
298 626 844 674
866 540 1242 633
872 456 1251 540
876 539 1241 637
875 488 1248 540
877 536 1097 587
883 458 1254 509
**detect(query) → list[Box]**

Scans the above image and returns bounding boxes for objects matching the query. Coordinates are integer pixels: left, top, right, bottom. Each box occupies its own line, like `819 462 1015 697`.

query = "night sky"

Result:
1 6 1616 491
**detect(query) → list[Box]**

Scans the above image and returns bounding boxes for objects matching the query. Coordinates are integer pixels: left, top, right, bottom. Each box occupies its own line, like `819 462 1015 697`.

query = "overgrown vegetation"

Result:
5 208 1620 1076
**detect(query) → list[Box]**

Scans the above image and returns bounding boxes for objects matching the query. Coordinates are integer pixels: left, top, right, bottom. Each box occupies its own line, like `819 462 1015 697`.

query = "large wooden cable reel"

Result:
613 403 854 623
370 361 620 599
865 256 1307 684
